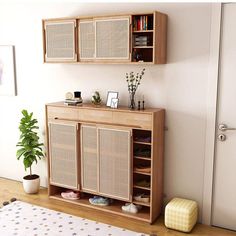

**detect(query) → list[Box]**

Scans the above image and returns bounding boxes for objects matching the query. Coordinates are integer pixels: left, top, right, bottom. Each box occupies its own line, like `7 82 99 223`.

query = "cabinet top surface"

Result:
46 102 164 114
42 11 167 21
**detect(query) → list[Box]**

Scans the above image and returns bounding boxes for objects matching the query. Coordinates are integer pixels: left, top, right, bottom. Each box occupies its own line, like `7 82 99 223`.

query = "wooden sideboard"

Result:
45 102 165 223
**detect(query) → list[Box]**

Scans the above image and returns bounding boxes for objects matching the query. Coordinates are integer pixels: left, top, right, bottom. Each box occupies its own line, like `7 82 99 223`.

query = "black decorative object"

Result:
138 101 141 110
74 91 81 98
142 100 145 110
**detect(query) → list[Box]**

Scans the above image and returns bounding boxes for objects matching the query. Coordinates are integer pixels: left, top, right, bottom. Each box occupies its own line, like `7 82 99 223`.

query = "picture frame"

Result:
0 45 16 96
106 91 118 107
111 98 119 109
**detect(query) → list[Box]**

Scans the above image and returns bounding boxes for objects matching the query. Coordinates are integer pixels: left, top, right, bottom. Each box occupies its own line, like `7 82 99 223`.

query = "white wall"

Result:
0 2 212 220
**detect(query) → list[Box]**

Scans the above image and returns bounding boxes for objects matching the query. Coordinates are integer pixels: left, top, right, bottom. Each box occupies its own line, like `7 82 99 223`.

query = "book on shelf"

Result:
133 15 149 31
134 35 149 46
135 42 148 46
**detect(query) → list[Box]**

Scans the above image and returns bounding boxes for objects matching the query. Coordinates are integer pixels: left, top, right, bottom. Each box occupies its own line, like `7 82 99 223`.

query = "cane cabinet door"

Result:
43 19 77 62
95 17 130 60
79 20 95 60
80 125 98 192
98 127 132 201
48 121 79 189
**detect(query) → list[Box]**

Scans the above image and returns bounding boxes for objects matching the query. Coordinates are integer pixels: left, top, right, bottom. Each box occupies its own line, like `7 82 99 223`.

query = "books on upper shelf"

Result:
64 98 83 106
133 15 151 31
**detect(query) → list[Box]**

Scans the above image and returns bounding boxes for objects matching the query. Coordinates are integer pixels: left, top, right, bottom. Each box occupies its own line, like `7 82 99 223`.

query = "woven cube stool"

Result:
165 198 198 232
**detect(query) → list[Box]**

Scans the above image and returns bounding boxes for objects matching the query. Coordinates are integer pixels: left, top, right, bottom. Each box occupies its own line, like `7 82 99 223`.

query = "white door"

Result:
212 3 236 231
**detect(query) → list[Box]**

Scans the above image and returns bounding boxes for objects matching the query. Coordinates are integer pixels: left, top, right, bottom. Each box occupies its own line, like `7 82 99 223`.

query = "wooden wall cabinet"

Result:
42 11 167 64
46 102 165 223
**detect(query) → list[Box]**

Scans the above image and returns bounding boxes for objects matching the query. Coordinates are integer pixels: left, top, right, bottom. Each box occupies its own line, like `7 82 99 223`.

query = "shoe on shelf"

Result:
61 191 80 200
122 203 139 214
134 193 150 203
134 148 151 157
135 180 150 188
134 165 151 173
134 136 151 143
124 202 142 210
89 196 110 206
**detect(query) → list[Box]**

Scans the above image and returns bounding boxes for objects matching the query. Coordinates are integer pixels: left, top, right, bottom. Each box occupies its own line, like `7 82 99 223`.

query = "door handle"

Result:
218 123 236 131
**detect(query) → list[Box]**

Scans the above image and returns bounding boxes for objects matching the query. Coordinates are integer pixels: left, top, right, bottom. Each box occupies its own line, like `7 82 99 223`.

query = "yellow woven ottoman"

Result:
165 198 198 232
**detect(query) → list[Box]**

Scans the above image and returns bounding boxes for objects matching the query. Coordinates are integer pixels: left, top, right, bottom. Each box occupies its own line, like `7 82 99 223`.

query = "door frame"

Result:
202 3 224 225
202 3 223 225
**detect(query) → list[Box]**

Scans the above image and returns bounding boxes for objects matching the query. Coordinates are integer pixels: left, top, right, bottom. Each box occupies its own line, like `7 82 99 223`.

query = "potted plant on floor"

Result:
16 109 44 194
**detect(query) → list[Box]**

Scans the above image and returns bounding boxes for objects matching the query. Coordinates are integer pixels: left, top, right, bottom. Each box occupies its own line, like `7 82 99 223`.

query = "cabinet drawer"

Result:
113 112 152 130
47 106 79 121
78 109 113 123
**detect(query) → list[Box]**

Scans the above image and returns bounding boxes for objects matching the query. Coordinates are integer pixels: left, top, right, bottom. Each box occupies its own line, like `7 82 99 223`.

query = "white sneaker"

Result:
122 203 138 214
124 202 142 210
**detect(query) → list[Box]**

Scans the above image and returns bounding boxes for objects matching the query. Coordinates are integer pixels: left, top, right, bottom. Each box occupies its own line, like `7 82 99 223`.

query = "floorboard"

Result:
0 178 235 236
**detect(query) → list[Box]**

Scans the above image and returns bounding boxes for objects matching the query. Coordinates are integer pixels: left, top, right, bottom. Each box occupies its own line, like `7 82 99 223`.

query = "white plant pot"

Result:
23 175 40 194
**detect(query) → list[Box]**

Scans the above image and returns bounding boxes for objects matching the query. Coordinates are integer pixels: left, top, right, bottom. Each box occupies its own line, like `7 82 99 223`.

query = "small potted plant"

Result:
16 110 44 194
91 91 102 106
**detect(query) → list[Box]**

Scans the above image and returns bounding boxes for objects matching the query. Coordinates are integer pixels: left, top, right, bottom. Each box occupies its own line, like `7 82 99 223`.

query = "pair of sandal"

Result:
122 203 142 214
89 196 111 206
134 193 150 203
135 179 150 188
61 191 80 200
134 165 151 173
134 136 151 143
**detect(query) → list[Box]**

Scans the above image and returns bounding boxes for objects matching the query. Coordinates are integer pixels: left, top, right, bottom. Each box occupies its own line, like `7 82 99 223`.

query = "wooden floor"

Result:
0 178 235 236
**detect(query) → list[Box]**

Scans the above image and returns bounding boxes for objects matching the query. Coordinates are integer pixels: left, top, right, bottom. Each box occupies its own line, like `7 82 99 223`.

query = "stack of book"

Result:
133 15 149 31
64 98 83 106
134 35 148 46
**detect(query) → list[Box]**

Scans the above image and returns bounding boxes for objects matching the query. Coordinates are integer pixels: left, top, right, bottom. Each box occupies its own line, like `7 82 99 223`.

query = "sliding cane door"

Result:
49 121 79 189
98 127 131 201
81 125 98 192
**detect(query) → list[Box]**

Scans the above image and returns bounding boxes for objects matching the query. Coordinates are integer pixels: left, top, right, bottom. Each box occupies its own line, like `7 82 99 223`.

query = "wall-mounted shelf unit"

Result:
42 11 167 64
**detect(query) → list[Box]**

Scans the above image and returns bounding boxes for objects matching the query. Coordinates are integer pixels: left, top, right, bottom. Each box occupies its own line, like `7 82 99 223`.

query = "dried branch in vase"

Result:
125 68 145 109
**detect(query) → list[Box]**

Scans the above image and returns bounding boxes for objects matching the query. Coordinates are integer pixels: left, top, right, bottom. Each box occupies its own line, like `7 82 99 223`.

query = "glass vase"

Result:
129 92 136 110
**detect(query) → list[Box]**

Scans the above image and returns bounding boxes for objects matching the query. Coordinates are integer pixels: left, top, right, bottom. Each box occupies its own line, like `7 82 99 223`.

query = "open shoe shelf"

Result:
50 190 150 222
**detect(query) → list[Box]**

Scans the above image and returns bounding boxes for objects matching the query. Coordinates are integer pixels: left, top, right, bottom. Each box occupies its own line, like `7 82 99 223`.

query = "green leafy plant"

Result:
16 110 44 176
92 91 102 105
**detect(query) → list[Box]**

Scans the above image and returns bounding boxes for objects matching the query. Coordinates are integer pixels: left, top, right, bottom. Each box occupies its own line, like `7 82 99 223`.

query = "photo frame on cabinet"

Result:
111 98 119 109
106 91 118 107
